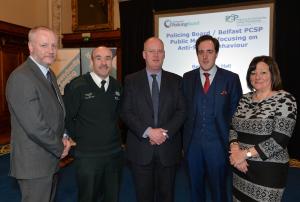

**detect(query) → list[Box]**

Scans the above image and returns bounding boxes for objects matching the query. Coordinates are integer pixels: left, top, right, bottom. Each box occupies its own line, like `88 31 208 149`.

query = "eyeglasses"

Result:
144 49 165 54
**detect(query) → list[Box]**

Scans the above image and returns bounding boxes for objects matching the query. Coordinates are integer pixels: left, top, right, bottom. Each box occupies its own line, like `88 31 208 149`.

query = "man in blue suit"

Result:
182 35 242 202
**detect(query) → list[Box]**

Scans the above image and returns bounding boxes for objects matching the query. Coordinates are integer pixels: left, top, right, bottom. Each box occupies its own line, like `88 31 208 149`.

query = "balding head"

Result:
143 37 165 72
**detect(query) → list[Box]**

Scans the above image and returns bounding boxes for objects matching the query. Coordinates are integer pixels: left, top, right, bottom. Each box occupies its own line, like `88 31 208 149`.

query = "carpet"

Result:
1 153 300 202
0 144 10 156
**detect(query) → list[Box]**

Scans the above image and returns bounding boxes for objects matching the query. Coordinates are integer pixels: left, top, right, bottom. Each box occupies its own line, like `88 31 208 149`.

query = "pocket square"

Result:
220 90 228 96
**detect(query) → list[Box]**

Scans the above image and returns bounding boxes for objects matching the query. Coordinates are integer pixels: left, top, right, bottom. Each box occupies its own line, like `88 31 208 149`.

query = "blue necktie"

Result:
151 74 159 127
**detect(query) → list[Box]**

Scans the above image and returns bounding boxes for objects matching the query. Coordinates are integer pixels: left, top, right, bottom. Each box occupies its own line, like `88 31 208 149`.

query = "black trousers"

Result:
130 151 176 202
75 153 122 202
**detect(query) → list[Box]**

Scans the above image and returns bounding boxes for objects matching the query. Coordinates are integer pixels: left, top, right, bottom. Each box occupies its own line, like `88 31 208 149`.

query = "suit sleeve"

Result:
6 72 63 158
63 81 81 140
120 77 151 140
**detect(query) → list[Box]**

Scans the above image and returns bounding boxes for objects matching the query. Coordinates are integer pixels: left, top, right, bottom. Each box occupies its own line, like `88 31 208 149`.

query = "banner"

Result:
51 48 81 95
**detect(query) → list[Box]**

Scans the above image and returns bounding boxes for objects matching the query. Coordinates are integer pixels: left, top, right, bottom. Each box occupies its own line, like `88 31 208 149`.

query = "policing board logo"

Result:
163 19 199 28
225 14 239 22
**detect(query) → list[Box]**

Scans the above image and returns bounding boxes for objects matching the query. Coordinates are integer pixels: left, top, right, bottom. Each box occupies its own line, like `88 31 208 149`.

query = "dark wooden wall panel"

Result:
0 21 29 136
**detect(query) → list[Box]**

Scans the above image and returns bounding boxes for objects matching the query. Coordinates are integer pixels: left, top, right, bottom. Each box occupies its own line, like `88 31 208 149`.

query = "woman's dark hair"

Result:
246 55 282 91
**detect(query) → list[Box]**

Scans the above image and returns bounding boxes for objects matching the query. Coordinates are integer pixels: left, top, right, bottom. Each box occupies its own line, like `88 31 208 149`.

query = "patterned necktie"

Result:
100 80 106 92
203 73 210 94
151 74 159 127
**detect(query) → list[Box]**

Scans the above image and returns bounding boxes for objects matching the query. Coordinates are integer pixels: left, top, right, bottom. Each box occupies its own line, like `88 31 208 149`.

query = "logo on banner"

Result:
163 19 199 28
225 14 239 22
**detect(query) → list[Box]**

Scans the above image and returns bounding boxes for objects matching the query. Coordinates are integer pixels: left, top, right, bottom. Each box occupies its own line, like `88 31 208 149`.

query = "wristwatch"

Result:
246 149 252 158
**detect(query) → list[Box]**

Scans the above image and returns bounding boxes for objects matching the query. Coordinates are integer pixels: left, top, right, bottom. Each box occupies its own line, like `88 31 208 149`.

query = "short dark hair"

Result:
195 35 219 54
90 46 112 60
246 55 282 91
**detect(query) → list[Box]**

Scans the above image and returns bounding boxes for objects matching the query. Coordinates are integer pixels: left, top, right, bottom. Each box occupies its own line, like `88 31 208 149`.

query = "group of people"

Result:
5 26 297 202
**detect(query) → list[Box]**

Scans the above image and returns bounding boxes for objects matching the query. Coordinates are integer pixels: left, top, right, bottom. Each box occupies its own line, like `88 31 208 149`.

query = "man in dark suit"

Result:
64 46 123 202
121 37 186 202
182 35 242 202
6 26 72 202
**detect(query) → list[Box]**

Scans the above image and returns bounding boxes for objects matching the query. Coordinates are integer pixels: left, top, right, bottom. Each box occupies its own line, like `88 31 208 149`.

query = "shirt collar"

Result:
30 56 49 78
90 72 110 86
146 68 162 81
199 65 217 77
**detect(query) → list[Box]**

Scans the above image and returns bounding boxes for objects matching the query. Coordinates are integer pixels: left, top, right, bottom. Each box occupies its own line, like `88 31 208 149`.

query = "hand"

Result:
60 137 72 159
149 139 156 145
230 143 240 152
148 128 168 145
69 137 77 146
235 160 249 173
229 148 247 167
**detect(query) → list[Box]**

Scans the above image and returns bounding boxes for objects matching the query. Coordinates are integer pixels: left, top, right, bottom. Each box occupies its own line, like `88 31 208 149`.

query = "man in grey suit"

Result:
121 37 186 202
6 26 72 202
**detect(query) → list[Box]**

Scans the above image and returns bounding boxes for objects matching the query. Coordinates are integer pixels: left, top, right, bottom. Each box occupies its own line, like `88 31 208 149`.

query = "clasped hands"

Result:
229 145 248 173
60 136 76 159
148 128 168 145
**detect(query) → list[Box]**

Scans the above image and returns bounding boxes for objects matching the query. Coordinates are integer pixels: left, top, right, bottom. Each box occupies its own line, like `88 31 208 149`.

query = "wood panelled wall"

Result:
0 21 29 137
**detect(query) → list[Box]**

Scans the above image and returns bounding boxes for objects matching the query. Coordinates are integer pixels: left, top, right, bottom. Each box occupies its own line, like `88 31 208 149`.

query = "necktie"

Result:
151 74 159 127
47 71 62 106
47 71 57 95
100 80 106 92
203 73 210 94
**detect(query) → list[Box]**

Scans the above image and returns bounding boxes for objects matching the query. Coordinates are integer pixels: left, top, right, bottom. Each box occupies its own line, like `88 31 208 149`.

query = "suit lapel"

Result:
141 69 153 109
192 69 200 117
213 67 225 116
27 58 44 77
27 58 66 116
50 70 66 115
158 71 167 117
27 59 53 92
